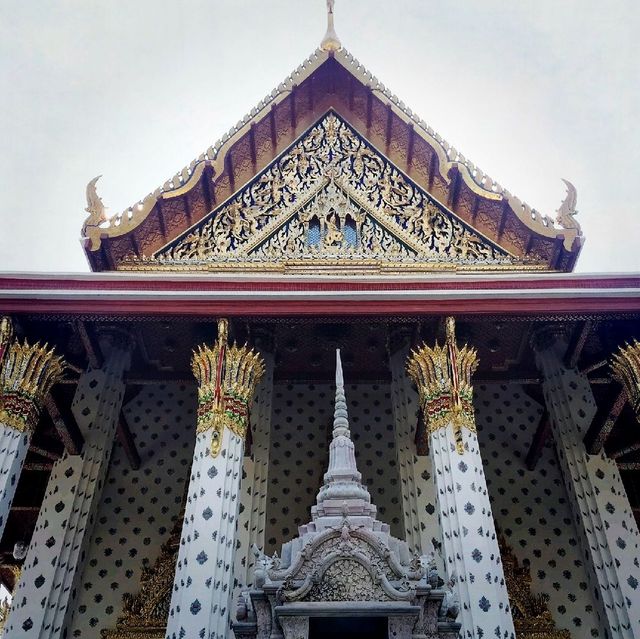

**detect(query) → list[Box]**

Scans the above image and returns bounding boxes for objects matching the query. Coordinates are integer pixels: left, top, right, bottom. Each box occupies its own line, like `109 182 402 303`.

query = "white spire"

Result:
333 348 350 437
310 349 376 523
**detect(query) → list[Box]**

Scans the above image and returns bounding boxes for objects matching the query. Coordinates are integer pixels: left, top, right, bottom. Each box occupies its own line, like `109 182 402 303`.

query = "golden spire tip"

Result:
320 0 342 52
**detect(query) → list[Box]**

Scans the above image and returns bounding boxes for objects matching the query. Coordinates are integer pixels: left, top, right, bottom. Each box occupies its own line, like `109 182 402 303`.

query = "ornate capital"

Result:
610 339 640 421
191 319 265 456
406 317 478 453
0 340 66 433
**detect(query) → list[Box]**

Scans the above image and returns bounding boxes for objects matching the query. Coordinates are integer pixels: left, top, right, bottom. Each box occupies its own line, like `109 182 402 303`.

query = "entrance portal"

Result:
309 616 388 639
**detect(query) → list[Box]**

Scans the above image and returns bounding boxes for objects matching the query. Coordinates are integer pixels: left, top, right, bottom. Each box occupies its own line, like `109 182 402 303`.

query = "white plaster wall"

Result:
66 382 196 638
475 383 603 637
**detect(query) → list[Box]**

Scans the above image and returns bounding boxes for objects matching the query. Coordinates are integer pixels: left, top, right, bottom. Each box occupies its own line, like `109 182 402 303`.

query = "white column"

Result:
429 424 514 639
535 335 640 638
0 427 30 539
166 324 264 639
0 336 65 542
6 337 130 638
389 347 429 555
166 427 245 639
407 321 515 639
244 352 274 585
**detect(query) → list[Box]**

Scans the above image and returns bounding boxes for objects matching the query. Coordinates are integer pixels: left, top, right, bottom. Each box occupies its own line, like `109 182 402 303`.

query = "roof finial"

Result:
320 0 342 52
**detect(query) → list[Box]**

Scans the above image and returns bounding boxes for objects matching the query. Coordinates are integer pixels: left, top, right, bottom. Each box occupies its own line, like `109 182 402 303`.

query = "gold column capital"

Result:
191 319 265 457
610 339 640 421
0 340 66 433
406 317 479 453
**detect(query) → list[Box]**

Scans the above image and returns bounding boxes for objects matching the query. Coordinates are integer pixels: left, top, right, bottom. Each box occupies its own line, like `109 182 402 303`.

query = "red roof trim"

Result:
0 273 638 317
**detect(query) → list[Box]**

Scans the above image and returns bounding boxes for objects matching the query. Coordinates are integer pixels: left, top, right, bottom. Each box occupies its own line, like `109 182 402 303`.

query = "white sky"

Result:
0 0 638 273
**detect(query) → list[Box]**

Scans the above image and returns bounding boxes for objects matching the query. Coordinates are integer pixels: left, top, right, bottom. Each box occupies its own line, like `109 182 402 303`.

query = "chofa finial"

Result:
320 0 342 52
83 175 107 231
555 179 581 234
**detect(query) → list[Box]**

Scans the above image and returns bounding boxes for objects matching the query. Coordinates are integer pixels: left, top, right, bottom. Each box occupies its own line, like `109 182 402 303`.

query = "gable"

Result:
126 113 522 273
83 51 582 273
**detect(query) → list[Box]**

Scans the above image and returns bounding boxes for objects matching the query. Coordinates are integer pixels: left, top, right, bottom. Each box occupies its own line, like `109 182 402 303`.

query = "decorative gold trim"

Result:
192 319 265 456
84 47 579 253
610 339 640 421
406 317 478 454
499 534 571 639
0 317 13 369
124 113 526 273
0 340 66 433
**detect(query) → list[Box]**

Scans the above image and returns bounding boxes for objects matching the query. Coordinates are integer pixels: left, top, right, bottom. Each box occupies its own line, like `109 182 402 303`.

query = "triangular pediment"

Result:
137 112 518 272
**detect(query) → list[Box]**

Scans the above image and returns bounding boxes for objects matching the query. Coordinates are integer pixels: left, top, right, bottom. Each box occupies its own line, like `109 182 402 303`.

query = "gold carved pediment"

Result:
126 112 532 273
499 534 571 639
100 523 180 639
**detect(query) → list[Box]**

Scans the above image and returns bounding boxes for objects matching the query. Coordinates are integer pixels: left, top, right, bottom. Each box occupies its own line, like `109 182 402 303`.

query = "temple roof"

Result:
81 48 583 273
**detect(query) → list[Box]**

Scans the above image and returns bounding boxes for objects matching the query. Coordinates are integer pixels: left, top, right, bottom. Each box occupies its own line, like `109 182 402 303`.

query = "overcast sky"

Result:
0 1 638 274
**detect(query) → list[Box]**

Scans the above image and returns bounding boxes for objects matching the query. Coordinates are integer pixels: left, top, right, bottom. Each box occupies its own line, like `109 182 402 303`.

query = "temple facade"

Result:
0 5 639 639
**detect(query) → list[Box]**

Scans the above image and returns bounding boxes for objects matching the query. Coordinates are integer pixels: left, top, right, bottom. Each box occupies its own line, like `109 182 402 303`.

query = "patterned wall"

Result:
264 383 404 555
62 378 606 638
475 383 604 636
66 382 196 638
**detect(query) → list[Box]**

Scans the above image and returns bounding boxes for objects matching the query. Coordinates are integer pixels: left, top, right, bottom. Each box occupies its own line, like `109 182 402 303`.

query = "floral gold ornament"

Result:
0 340 66 433
0 317 13 369
192 319 265 457
121 113 532 274
406 317 478 454
610 339 640 421
101 519 181 639
499 534 571 638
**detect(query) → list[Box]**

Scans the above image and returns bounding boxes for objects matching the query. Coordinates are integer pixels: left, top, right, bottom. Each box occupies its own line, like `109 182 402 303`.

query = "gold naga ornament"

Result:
610 339 640 421
191 319 265 457
0 332 66 433
406 317 479 454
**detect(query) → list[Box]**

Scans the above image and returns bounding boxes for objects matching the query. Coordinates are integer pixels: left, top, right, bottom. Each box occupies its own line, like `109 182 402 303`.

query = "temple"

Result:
0 3 639 639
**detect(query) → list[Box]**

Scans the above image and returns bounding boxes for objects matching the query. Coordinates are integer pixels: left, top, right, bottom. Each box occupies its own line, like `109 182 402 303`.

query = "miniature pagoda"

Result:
0 3 639 639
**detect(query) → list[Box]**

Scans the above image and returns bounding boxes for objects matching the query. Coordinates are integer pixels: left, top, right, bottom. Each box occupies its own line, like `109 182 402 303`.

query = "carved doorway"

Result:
309 616 388 639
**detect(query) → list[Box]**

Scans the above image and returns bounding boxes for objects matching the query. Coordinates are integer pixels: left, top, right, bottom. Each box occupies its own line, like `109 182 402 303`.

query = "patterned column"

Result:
232 348 274 605
534 332 640 638
6 332 130 638
389 343 431 556
407 318 515 639
0 318 65 541
166 320 264 639
243 350 274 585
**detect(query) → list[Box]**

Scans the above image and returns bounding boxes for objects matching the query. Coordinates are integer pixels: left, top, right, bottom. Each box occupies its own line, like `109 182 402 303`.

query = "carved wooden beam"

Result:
76 320 102 368
28 445 60 462
610 440 640 460
525 410 551 471
618 462 640 472
43 390 84 456
564 320 593 369
23 462 54 472
580 358 607 375
584 388 627 454
117 412 141 471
